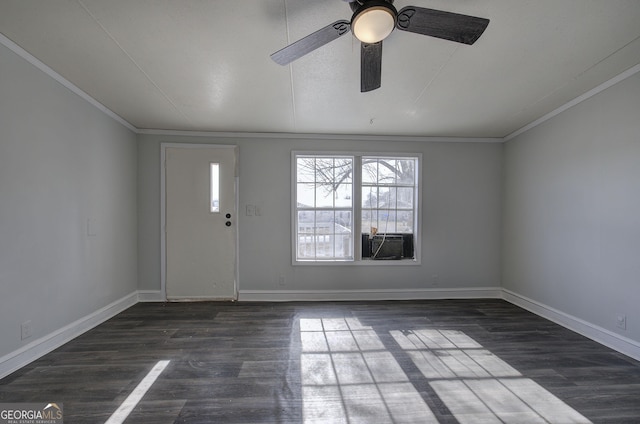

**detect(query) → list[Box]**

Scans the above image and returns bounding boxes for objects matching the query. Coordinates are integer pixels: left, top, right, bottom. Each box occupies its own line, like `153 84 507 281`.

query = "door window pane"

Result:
210 163 220 213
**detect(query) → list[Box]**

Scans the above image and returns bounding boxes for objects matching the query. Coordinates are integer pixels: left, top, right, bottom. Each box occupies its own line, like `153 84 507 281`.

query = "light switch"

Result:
245 205 255 216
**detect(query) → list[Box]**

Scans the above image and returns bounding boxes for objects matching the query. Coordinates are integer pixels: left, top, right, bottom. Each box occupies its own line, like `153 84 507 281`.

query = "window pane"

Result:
377 210 397 233
315 230 333 257
315 158 335 183
397 187 414 209
377 159 397 184
297 183 315 208
361 210 378 234
297 157 316 182
315 211 333 235
379 187 397 209
375 187 389 209
210 163 220 213
297 233 315 258
397 211 414 232
397 159 416 185
334 211 352 234
298 211 314 234
362 186 377 208
334 233 352 258
316 184 335 208
362 160 377 184
334 158 353 183
335 183 352 208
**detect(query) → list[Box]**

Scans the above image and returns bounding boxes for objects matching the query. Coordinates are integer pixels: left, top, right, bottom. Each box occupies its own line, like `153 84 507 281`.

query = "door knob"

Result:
226 213 231 219
225 221 231 227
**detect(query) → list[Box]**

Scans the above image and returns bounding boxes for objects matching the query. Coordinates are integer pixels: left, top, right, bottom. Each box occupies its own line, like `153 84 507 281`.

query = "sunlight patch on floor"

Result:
393 329 592 424
300 318 437 423
300 319 592 423
104 360 170 424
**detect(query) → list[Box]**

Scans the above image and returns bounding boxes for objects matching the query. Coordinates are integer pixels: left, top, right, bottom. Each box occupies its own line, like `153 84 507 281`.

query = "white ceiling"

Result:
1 0 639 138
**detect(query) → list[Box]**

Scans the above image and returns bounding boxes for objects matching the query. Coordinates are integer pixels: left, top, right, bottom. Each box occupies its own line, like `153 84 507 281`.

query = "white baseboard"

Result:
238 287 502 302
502 289 640 362
3 288 638 381
137 290 166 302
165 296 236 302
0 291 138 380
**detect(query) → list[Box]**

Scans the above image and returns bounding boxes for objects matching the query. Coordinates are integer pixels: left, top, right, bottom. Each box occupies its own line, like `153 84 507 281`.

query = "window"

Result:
294 153 420 263
295 156 354 261
210 163 220 213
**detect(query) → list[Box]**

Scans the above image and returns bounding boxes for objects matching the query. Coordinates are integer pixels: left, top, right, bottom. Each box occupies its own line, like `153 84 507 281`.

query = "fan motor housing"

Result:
349 0 395 13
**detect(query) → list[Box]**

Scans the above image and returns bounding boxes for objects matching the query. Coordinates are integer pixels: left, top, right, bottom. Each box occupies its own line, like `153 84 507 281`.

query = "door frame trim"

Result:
160 143 239 301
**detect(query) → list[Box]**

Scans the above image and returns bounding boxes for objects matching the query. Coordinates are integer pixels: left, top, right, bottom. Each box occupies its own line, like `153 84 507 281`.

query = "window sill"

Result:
293 258 420 266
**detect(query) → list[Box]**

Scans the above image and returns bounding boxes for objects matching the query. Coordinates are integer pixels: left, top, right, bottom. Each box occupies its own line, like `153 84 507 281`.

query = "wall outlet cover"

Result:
616 314 627 330
21 320 33 340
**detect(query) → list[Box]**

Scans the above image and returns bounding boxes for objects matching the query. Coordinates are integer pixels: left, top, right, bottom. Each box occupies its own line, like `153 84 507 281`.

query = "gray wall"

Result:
503 72 640 342
137 135 503 294
0 43 138 359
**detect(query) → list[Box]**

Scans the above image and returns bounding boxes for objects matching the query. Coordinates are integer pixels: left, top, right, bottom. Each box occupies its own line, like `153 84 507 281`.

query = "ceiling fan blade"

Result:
271 20 351 65
361 41 382 92
396 6 489 45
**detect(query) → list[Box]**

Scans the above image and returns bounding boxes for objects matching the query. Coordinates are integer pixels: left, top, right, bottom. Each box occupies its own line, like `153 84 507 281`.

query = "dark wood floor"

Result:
2 300 640 423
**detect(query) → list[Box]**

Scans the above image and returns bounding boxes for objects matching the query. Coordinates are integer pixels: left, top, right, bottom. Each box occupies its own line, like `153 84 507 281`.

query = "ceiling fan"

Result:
271 0 489 92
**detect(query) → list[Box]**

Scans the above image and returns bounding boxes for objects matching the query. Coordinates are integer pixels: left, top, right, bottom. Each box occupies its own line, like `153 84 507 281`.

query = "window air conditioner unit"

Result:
362 233 414 260
371 235 404 260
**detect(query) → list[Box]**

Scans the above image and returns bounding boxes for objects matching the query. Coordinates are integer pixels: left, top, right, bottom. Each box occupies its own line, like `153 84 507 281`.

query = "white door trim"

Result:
160 142 239 301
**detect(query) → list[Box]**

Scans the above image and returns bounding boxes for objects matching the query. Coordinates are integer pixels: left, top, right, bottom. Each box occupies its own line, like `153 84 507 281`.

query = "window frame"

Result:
292 151 422 266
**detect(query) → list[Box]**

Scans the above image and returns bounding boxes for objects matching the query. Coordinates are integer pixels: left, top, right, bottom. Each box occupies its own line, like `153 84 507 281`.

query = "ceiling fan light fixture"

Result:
351 3 397 44
271 0 489 92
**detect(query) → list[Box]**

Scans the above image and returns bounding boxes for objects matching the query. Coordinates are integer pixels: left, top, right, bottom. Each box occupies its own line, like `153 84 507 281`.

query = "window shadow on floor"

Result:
298 316 592 423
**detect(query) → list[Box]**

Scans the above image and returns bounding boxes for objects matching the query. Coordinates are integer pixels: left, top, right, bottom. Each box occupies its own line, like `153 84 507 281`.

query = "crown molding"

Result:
0 32 136 133
504 62 640 142
138 129 502 143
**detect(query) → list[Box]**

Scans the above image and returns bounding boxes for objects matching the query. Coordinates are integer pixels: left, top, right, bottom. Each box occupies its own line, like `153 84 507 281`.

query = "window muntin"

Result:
294 153 419 264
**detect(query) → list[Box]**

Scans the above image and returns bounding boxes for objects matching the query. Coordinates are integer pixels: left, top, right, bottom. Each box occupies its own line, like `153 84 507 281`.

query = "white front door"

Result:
164 145 237 300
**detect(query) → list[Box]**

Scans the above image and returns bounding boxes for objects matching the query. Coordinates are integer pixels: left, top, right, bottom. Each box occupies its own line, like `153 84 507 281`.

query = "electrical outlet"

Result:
278 276 286 286
431 274 439 286
616 314 627 330
21 320 33 340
